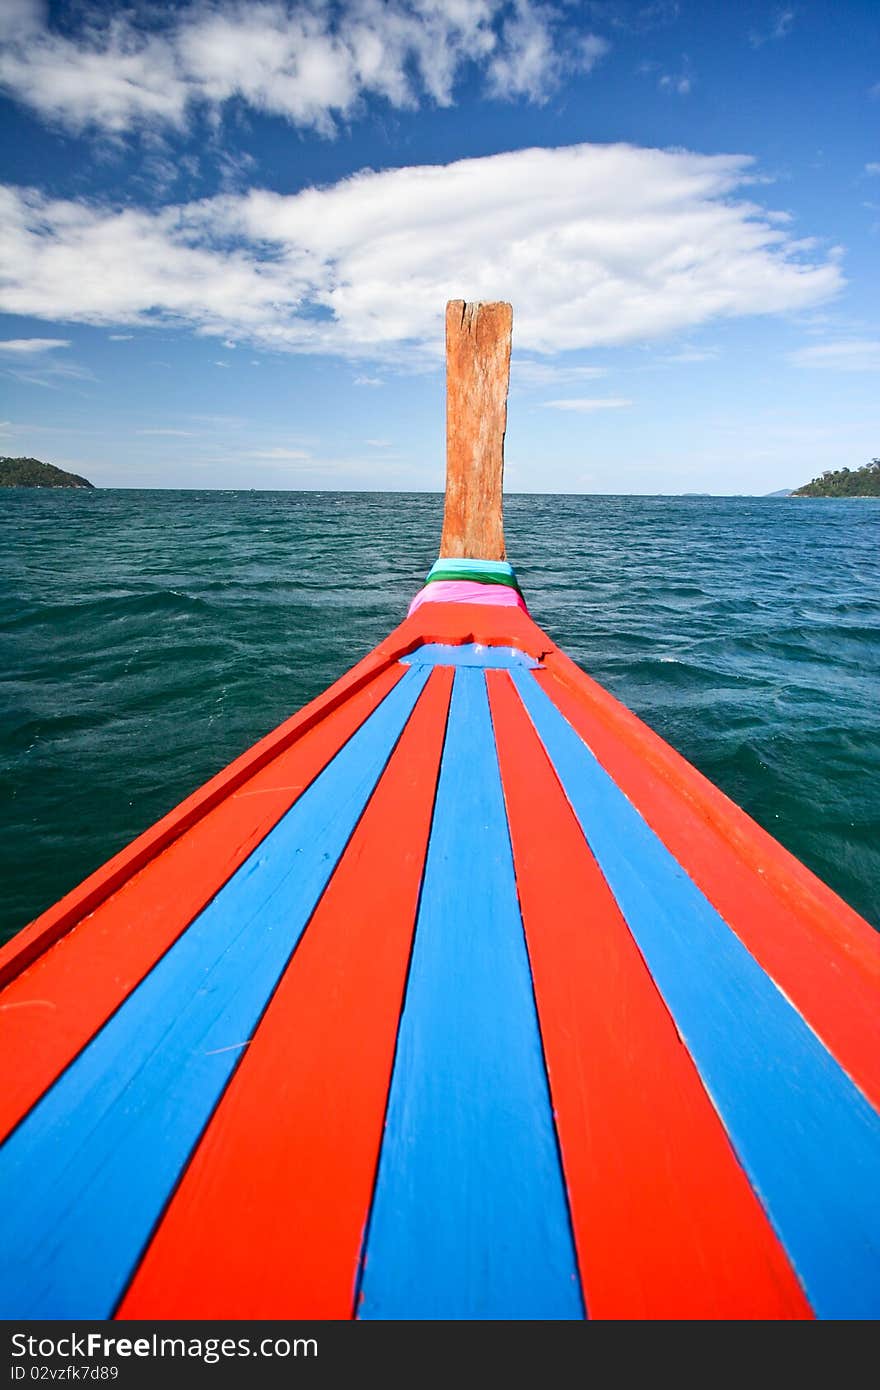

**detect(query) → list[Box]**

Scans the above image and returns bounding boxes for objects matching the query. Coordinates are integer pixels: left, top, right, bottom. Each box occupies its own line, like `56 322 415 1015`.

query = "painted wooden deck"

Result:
1 587 878 1321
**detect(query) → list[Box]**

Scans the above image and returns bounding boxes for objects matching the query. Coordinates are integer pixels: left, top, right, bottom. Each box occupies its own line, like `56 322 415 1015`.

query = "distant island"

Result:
793 458 880 498
0 456 95 489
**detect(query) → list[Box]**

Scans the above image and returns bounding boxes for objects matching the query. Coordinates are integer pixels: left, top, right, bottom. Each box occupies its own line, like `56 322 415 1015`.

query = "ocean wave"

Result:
1 489 878 938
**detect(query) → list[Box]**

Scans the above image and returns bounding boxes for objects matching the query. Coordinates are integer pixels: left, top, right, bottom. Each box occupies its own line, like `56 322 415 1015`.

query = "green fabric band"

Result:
424 569 523 594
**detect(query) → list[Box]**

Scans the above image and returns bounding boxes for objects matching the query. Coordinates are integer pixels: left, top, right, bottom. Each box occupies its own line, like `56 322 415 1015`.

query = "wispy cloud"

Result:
639 56 692 95
749 8 795 48
0 337 70 354
0 1 610 137
487 8 609 101
513 360 607 386
108 333 133 341
658 70 691 96
865 163 880 176
244 447 313 462
596 3 680 34
0 335 92 389
579 34 611 72
136 428 195 437
662 347 719 363
3 369 93 390
0 145 843 361
542 396 633 411
789 339 880 371
188 413 249 429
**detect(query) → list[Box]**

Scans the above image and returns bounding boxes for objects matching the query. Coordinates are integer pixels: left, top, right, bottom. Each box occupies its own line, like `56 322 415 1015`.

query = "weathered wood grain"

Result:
440 300 512 560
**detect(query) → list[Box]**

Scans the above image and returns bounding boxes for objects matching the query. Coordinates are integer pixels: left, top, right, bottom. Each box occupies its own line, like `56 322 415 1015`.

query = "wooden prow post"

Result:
439 300 512 560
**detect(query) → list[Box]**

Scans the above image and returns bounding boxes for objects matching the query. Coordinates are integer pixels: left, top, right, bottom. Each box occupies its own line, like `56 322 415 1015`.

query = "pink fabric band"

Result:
408 580 528 617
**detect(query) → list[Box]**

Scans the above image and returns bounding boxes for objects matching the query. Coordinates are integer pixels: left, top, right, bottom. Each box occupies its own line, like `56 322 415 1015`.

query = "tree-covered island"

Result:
793 458 880 497
0 457 95 488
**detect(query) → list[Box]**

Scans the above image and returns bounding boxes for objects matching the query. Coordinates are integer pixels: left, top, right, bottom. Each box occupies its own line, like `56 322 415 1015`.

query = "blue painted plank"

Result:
0 664 432 1319
359 666 582 1320
512 668 880 1321
402 642 539 670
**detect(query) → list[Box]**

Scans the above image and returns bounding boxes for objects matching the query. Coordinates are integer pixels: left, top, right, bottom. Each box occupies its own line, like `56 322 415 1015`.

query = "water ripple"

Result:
1 488 878 939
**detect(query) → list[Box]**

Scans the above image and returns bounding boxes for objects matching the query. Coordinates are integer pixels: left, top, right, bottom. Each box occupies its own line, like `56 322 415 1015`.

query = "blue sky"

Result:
0 0 877 493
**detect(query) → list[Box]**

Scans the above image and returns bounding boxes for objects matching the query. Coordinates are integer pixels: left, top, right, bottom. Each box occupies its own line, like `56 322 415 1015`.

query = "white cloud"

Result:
486 2 607 100
865 163 880 176
0 1 41 39
0 16 190 133
0 0 606 136
108 333 133 341
136 428 195 436
580 34 611 72
0 144 843 360
659 71 691 95
0 337 70 353
790 339 880 371
749 8 795 48
543 397 633 411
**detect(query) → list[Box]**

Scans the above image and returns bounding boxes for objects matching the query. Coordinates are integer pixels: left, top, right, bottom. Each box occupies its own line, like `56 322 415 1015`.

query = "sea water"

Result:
1 489 877 940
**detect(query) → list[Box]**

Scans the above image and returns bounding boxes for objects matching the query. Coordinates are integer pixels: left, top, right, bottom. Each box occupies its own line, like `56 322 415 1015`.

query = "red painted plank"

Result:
537 656 880 1112
117 666 453 1321
0 666 403 1144
488 670 812 1320
389 601 552 662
